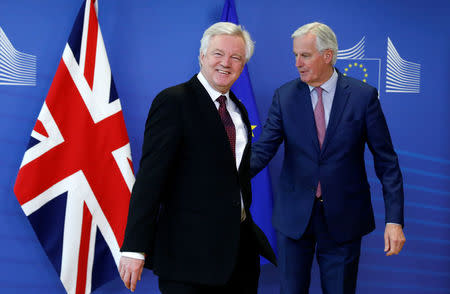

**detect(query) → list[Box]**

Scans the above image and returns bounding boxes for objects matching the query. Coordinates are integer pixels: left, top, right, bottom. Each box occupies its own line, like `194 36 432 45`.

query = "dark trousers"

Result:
158 221 261 294
278 198 362 294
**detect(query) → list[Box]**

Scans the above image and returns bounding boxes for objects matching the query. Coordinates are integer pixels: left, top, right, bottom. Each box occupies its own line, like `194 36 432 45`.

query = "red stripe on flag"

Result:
34 119 49 138
127 158 133 174
76 204 93 294
84 1 98 89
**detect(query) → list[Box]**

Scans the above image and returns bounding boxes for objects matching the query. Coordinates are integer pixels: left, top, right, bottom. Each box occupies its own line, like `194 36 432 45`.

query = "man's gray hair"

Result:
199 22 254 65
291 22 338 65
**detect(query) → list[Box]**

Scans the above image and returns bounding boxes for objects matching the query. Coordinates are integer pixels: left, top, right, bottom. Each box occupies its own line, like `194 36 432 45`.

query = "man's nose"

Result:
221 56 232 67
295 56 303 67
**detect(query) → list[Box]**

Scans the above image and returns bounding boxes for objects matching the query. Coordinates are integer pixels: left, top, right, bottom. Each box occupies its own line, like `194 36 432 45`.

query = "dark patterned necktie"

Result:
314 87 325 197
216 95 236 158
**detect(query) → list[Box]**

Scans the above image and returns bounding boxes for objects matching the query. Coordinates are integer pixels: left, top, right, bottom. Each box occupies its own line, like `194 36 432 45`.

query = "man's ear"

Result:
325 49 333 63
199 52 205 66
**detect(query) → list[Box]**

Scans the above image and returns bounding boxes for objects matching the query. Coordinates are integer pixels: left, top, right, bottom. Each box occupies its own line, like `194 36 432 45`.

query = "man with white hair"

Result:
118 22 276 294
251 22 405 294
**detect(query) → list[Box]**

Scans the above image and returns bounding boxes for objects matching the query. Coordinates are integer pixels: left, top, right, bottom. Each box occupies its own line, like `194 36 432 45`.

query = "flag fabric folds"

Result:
13 1 134 293
221 0 276 258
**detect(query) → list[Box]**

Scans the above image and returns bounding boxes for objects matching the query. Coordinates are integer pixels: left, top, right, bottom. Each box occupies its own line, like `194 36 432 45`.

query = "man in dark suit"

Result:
118 22 276 294
251 22 405 294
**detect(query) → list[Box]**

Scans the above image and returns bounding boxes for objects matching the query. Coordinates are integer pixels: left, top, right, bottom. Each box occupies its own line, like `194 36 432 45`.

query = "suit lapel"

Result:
321 73 350 155
297 82 321 153
229 92 251 139
229 92 251 173
188 76 237 168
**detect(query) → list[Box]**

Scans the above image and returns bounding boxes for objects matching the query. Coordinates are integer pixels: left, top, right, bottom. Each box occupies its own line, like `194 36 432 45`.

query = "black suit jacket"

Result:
121 75 276 286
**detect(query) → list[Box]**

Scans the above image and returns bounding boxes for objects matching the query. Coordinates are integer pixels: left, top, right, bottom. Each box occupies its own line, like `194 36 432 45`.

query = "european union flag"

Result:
221 0 276 260
336 58 381 93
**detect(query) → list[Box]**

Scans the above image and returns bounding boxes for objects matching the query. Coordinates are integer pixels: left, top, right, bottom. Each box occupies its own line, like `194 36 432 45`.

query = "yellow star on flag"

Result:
251 125 257 137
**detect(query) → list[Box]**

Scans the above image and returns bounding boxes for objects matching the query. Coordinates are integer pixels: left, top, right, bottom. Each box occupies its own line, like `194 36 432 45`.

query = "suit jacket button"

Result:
232 200 240 207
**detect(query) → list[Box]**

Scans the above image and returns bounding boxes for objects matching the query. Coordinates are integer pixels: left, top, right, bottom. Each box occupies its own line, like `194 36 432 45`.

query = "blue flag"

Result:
335 58 381 94
221 0 276 260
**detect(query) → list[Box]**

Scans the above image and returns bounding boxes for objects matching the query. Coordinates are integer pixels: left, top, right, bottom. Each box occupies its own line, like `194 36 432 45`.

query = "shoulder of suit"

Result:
274 78 308 98
277 77 304 90
153 77 196 105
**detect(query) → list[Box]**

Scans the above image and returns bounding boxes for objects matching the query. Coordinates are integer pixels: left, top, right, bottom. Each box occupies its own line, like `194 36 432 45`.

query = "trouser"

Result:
278 197 362 294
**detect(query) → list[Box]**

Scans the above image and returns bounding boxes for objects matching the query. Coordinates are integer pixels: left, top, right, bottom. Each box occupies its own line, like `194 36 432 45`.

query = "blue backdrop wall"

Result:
0 0 449 293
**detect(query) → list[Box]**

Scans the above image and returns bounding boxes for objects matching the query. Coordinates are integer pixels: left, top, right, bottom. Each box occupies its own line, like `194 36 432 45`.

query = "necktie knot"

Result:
217 95 227 106
315 87 323 97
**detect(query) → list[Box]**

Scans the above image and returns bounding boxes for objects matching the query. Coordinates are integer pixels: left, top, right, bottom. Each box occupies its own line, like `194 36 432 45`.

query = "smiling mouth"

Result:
217 69 230 75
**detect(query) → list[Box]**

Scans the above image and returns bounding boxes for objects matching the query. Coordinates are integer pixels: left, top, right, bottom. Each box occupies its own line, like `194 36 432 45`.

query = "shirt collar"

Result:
308 68 338 94
197 72 230 102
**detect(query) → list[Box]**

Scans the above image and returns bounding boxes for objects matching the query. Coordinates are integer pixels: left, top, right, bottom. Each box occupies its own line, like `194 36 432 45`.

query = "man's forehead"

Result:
208 35 245 51
293 35 317 51
294 33 316 43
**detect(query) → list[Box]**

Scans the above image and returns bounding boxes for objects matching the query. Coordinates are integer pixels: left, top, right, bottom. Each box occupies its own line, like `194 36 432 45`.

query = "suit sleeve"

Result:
121 92 182 252
365 88 404 226
250 89 284 177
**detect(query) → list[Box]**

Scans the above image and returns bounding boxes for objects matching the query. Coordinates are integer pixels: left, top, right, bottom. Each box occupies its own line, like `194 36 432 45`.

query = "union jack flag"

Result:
13 1 134 293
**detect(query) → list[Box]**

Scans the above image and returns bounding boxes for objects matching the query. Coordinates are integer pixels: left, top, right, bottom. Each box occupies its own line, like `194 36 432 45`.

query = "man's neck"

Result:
308 66 334 87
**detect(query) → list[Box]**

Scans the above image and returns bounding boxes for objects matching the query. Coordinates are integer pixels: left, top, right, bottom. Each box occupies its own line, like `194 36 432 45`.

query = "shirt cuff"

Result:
121 252 145 260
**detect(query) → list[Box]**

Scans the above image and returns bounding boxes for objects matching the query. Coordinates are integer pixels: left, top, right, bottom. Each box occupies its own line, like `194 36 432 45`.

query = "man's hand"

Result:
119 256 145 292
384 223 406 256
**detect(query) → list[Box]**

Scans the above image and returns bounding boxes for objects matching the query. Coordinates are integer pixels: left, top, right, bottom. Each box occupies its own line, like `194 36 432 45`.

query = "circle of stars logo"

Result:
343 62 368 83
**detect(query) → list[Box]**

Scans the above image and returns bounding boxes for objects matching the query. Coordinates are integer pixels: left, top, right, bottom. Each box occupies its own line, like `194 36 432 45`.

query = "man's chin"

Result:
214 80 233 91
213 83 231 93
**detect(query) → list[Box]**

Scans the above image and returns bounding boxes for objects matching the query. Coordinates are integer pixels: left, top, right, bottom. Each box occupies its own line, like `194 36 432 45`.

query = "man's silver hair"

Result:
291 22 338 65
199 22 254 66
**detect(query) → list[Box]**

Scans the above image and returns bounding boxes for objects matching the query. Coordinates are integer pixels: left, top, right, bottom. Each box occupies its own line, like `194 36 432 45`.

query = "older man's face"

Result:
293 33 333 87
200 34 246 94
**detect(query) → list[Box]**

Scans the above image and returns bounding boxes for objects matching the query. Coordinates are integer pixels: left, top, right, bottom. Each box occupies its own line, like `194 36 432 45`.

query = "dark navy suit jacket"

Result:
251 72 404 243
